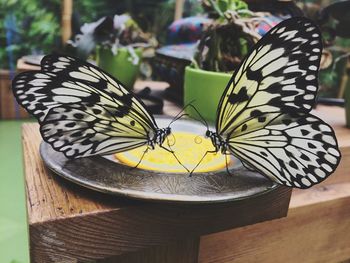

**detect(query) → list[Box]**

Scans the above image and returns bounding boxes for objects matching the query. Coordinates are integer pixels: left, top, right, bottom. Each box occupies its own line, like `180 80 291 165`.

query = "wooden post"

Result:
61 0 73 44
174 0 185 21
23 122 291 262
0 70 29 119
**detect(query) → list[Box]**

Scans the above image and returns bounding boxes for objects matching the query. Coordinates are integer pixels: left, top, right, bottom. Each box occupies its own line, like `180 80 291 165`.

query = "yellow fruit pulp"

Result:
114 131 228 173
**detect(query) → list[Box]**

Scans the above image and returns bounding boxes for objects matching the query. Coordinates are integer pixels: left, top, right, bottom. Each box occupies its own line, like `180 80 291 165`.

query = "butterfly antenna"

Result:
186 104 209 131
189 150 214 176
168 113 189 127
168 100 200 126
161 139 190 172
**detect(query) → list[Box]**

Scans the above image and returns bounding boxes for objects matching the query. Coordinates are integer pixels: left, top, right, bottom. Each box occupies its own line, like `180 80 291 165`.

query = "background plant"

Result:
0 0 61 69
194 0 262 72
1 0 200 69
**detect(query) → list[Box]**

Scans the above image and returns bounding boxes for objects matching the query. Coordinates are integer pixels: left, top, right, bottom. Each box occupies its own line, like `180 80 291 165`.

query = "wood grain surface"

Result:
22 124 291 262
199 183 350 263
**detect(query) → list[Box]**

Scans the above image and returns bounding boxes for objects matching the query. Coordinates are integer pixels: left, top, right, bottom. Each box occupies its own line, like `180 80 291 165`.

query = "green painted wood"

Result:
0 120 30 263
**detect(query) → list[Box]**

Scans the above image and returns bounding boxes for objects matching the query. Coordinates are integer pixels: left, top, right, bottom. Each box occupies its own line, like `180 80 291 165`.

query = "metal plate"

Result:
40 117 278 203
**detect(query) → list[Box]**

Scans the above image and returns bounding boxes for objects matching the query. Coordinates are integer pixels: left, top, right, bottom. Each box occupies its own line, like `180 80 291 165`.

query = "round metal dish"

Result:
40 117 277 203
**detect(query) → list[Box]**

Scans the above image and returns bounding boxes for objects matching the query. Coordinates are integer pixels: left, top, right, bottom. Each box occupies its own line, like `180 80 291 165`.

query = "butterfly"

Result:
192 17 341 188
12 54 182 161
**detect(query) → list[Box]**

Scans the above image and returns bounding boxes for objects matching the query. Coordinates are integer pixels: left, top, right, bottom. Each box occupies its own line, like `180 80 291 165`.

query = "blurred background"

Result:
1 0 350 262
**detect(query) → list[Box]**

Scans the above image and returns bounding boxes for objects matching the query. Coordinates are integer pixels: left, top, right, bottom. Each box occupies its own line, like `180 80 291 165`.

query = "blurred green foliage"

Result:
0 0 201 69
194 0 253 72
319 39 350 98
0 0 61 69
73 0 202 44
203 0 248 19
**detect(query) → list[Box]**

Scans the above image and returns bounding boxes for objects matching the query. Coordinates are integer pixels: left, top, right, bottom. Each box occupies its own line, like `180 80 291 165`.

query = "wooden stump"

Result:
22 124 291 263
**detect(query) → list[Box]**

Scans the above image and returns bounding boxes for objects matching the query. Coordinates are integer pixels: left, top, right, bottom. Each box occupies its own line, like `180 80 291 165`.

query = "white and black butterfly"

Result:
13 54 178 159
192 17 341 188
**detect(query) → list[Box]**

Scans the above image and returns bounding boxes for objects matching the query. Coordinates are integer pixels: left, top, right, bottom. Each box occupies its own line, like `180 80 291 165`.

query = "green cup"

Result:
96 47 142 89
183 66 232 124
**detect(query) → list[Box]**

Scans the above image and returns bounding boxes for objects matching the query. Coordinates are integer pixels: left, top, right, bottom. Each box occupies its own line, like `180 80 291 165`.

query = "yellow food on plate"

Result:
114 131 228 173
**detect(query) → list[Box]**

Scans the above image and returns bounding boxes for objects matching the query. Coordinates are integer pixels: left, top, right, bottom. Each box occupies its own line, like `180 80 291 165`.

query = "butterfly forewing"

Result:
40 54 157 130
217 17 322 136
40 104 151 158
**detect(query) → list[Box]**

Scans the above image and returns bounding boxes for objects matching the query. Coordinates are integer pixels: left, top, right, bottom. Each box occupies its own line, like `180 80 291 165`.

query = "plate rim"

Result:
39 116 280 204
40 142 280 204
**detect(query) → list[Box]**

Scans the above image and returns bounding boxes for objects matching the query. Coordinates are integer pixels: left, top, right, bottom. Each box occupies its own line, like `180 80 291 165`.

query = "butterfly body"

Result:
150 127 172 150
196 17 341 188
206 130 228 155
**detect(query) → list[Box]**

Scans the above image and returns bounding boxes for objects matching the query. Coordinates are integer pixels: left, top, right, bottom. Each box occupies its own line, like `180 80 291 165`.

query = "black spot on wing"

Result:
114 105 130 117
300 153 310 161
92 108 102 115
282 119 292 126
246 68 263 83
308 142 317 149
261 151 268 157
250 109 263 118
65 122 76 128
81 92 100 104
227 88 250 105
301 129 310 136
289 160 298 169
258 116 266 123
119 93 133 105
73 113 84 119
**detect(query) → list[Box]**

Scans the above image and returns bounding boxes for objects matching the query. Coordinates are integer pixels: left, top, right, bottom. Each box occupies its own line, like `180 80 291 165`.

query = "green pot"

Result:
96 47 142 89
344 72 350 128
183 66 232 123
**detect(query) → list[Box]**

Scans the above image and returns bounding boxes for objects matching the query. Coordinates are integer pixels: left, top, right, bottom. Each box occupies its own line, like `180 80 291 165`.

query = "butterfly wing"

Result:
227 112 340 188
12 71 59 122
215 17 341 188
40 103 152 158
216 17 322 136
13 55 158 158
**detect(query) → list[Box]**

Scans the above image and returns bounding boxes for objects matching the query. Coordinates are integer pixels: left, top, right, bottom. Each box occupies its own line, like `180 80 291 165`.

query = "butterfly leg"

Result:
225 154 233 176
160 144 190 172
131 146 151 170
189 150 218 177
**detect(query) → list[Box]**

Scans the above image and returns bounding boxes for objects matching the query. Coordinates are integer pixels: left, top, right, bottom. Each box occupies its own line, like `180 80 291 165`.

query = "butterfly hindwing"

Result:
40 104 151 158
228 113 340 188
217 17 322 136
12 71 59 122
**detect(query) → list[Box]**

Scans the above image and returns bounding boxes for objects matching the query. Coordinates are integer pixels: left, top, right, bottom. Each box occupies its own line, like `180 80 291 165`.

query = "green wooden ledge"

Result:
0 120 30 263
